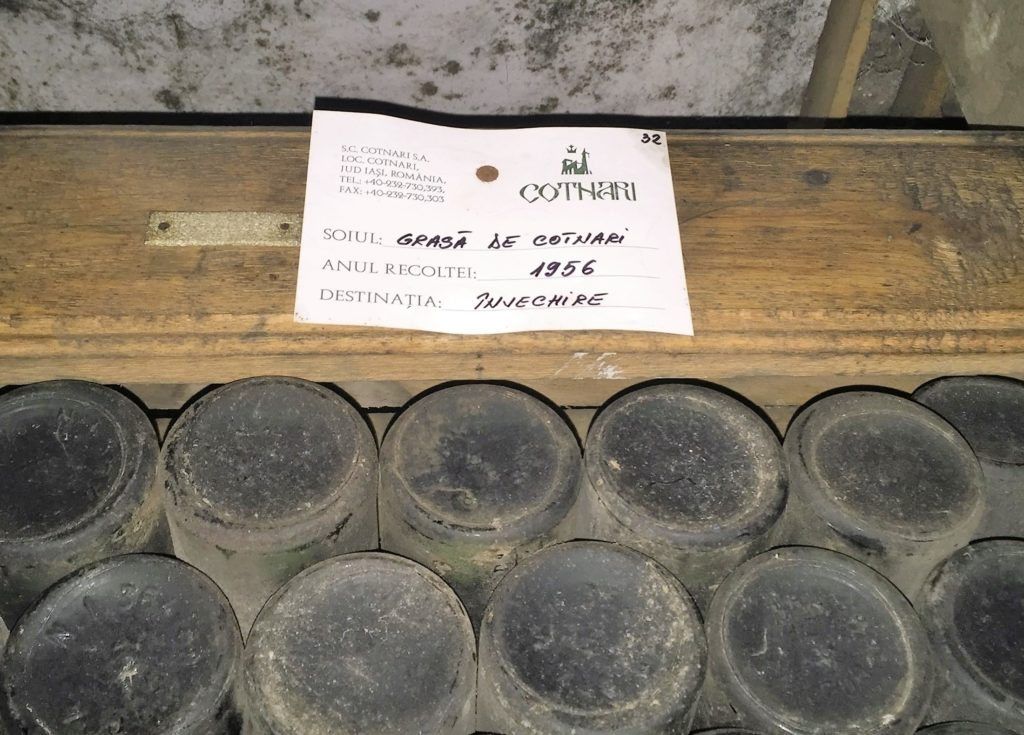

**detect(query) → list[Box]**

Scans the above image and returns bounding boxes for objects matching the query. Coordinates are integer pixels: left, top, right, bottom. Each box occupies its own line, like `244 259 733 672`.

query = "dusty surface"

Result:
478 541 706 733
379 383 581 626
1 555 243 734
0 0 828 114
918 540 1024 728
159 376 379 634
922 0 1024 125
914 376 1024 467
245 553 475 735
914 377 1024 540
699 547 933 733
0 381 168 626
849 0 930 115
580 383 786 608
780 390 983 598
382 384 579 533
585 383 785 541
918 725 1019 735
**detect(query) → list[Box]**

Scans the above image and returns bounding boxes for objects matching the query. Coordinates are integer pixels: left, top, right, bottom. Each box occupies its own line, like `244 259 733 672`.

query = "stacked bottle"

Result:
159 377 378 634
780 391 983 598
3 374 1023 734
477 541 706 734
379 383 581 626
0 381 169 627
580 383 787 608
1 555 244 734
917 540 1024 729
244 553 476 734
697 547 934 734
914 376 1024 539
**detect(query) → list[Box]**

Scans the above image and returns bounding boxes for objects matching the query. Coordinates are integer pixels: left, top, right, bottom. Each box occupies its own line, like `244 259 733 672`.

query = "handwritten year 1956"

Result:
530 260 597 278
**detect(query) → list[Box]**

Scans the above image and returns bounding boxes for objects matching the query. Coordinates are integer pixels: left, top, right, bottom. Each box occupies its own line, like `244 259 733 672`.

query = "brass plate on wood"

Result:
146 211 302 247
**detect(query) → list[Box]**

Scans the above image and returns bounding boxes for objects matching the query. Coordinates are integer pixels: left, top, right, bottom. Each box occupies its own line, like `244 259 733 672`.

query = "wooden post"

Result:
890 37 950 118
802 0 879 118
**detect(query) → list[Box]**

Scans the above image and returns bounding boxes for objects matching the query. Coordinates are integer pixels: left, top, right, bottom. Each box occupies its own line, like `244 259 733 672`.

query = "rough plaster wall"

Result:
0 0 829 115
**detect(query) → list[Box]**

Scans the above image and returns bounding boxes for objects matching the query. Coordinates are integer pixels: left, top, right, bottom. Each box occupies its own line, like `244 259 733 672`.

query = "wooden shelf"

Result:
2 126 1023 417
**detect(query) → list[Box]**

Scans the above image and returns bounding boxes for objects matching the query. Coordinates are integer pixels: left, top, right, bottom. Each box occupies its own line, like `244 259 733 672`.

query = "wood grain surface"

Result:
2 126 1022 409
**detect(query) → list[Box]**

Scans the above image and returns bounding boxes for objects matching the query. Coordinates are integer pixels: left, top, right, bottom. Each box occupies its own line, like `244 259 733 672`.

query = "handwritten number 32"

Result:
641 133 663 145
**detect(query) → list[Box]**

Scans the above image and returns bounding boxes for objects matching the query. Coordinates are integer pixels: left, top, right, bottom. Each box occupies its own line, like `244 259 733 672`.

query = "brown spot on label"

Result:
476 165 499 182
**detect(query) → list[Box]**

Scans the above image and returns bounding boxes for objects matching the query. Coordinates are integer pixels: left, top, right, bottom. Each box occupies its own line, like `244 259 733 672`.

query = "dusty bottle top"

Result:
705 546 933 734
479 540 706 733
0 380 157 540
0 380 163 623
692 730 765 734
785 391 983 546
0 554 243 734
917 725 1018 734
161 376 376 551
244 553 476 735
585 383 786 548
914 376 1024 539
918 540 1024 726
914 376 1024 468
381 383 580 542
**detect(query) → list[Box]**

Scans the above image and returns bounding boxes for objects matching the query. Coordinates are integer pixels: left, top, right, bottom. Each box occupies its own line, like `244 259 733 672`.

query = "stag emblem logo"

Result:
560 145 591 176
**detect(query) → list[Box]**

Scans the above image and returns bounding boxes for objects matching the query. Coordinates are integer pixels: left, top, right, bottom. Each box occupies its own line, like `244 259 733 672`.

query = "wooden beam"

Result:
890 33 950 118
803 0 879 117
2 126 1024 414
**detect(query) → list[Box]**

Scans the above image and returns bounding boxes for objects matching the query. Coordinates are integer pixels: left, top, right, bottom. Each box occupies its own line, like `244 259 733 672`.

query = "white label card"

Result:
294 110 693 335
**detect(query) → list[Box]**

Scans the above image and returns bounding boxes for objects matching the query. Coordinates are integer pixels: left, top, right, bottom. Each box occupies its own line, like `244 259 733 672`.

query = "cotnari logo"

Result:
561 145 591 175
520 143 636 204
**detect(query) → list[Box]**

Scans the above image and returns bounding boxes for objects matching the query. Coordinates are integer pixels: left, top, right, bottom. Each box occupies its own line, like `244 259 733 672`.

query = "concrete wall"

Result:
0 0 829 115
922 0 1024 125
